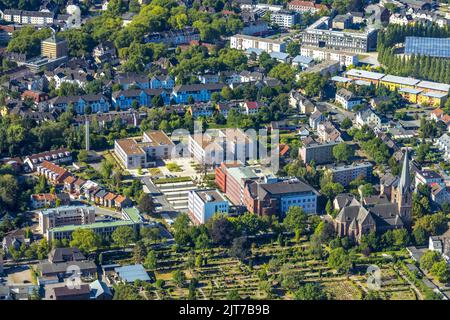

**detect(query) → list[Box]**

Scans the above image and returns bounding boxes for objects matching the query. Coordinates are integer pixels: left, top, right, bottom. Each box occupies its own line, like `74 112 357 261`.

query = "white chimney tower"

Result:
85 119 90 151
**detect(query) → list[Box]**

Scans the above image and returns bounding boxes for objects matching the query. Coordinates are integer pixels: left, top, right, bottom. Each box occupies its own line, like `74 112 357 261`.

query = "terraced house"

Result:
49 94 110 114
171 83 225 104
112 89 169 109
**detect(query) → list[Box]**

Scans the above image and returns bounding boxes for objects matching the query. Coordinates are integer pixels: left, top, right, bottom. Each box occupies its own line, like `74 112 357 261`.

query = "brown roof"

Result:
64 176 77 184
31 193 57 201
27 148 70 161
104 192 117 201
114 195 126 204
144 130 174 146
53 284 90 298
116 138 145 156
40 160 70 177
74 178 86 187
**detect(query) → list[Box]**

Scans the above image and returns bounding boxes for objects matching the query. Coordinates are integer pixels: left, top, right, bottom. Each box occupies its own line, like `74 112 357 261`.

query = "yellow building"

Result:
380 74 420 91
418 91 447 107
41 35 68 59
416 80 450 95
398 87 422 104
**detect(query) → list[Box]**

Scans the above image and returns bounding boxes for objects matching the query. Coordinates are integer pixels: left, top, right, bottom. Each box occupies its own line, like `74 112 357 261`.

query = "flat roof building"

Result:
230 34 287 53
188 189 229 224
301 16 378 53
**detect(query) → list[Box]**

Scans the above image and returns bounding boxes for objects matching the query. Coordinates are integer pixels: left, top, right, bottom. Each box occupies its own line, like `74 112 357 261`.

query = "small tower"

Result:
85 119 90 151
396 149 412 223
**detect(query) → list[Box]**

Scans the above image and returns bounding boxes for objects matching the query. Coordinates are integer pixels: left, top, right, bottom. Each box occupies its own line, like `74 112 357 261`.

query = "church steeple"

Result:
397 149 412 224
398 148 411 194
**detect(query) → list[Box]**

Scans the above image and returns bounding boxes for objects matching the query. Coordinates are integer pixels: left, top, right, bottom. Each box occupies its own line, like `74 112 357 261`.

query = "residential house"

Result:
49 94 110 114
335 88 362 110
355 107 381 129
36 161 72 185
112 89 168 109
171 83 225 104
24 148 72 171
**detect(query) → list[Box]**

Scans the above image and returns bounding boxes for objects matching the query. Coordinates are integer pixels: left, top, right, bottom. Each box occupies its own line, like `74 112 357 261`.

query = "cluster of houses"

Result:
13 147 133 211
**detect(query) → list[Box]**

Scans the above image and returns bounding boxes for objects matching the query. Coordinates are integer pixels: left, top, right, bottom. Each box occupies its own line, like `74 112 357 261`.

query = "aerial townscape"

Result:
0 0 449 303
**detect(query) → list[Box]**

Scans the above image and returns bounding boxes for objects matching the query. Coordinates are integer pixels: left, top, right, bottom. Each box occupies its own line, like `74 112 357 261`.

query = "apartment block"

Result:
326 162 373 187
215 163 277 205
188 189 229 225
243 178 318 216
41 36 68 59
299 138 338 165
114 130 174 169
188 128 256 167
301 17 378 53
230 34 287 53
300 46 359 66
39 205 96 235
270 10 300 28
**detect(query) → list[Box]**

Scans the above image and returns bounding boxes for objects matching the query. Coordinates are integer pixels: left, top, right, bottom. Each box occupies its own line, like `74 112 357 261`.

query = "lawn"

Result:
166 163 183 172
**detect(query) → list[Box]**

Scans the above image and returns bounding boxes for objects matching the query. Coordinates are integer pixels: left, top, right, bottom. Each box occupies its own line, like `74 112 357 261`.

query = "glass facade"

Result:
405 36 450 58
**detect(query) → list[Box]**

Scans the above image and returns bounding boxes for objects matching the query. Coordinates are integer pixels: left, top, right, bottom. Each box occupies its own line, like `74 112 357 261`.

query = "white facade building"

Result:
230 34 287 53
270 10 299 28
188 189 229 224
188 128 255 166
300 46 359 67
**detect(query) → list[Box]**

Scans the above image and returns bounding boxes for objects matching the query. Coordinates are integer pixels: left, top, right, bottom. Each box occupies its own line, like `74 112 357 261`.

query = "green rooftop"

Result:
122 207 143 223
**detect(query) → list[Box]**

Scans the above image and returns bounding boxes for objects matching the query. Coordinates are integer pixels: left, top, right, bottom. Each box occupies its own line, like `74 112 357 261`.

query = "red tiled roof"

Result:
104 192 117 201
31 193 57 201
114 195 126 204
432 108 444 117
288 1 316 8
245 102 258 109
64 176 77 184
40 160 70 177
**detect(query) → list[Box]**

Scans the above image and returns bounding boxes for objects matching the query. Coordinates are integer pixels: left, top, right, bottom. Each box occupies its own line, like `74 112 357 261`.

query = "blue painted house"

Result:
112 89 169 109
150 75 175 90
171 83 225 104
117 73 150 90
49 94 110 114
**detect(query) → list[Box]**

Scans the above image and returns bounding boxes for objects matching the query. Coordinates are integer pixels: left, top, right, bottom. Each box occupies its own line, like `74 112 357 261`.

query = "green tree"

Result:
226 289 241 300
144 250 157 270
173 213 192 246
172 269 186 288
328 247 352 274
341 117 352 130
430 260 450 283
112 226 135 247
70 229 101 253
420 250 442 271
287 41 300 57
138 193 154 215
332 143 354 163
294 283 327 300
283 206 307 240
